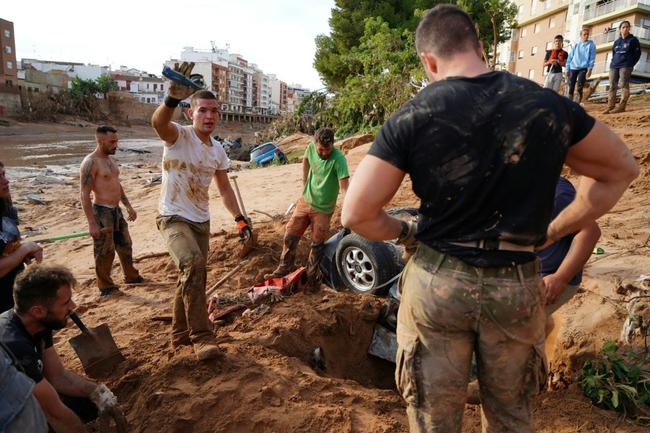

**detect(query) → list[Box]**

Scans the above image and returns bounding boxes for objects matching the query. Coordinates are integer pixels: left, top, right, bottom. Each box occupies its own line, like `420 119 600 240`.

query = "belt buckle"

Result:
483 239 500 250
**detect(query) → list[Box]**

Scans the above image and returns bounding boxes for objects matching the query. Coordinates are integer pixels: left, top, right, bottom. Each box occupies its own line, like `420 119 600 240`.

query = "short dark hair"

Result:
554 34 564 40
190 90 217 108
314 128 334 148
96 125 117 135
14 264 76 313
415 4 480 58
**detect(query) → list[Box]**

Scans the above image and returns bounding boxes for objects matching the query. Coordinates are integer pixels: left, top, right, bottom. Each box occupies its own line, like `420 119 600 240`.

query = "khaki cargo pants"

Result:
92 204 140 290
157 215 213 344
396 244 546 433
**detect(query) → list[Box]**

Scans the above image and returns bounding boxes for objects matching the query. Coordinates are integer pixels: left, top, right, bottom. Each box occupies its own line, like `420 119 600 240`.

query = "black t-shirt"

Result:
0 309 53 383
0 209 23 312
370 71 595 267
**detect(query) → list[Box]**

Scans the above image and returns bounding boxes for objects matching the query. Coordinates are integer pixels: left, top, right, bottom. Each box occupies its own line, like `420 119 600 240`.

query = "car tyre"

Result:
335 233 400 296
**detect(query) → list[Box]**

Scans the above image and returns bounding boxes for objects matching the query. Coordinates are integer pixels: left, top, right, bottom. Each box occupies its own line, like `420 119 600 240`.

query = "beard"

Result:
41 314 68 330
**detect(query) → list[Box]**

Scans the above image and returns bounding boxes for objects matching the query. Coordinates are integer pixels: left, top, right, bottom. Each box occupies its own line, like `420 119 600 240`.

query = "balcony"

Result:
583 0 650 22
517 0 568 24
592 25 650 45
592 60 650 75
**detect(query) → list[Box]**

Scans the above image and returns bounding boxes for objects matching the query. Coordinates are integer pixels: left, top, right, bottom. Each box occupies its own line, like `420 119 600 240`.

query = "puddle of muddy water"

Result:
2 139 163 179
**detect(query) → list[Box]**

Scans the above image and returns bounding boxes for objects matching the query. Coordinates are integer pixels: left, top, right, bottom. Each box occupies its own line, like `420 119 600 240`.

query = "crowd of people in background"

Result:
543 21 641 113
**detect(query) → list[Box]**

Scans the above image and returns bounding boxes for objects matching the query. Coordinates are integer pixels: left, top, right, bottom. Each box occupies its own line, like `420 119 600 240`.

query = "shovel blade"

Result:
68 324 125 378
239 231 258 258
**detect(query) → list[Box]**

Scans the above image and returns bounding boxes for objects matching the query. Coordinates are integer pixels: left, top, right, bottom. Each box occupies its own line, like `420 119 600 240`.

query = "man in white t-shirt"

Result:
151 65 253 361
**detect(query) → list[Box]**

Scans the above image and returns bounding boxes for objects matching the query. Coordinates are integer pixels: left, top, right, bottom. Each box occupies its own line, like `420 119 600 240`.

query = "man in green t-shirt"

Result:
266 128 350 288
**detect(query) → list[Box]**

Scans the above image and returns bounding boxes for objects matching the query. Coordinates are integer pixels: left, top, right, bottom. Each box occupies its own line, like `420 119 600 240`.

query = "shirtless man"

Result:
80 126 142 296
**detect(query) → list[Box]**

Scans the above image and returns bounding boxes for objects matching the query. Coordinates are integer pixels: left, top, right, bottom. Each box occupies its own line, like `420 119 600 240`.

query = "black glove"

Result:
235 215 253 241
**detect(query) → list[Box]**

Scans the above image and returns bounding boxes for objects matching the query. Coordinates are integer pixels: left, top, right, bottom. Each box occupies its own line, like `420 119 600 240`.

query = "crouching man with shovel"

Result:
0 264 124 433
152 63 253 361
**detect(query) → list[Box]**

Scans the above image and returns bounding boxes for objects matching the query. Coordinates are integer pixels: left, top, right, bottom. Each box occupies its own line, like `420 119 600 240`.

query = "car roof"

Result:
250 142 277 152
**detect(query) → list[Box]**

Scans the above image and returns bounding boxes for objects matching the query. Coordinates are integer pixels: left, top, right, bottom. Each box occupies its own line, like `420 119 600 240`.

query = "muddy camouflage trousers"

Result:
396 244 546 433
157 215 213 344
92 204 140 290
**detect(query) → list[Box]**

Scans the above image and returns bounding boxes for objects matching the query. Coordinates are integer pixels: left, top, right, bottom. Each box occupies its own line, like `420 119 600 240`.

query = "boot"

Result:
265 234 299 279
193 340 222 361
603 90 616 114
305 242 325 292
611 88 629 113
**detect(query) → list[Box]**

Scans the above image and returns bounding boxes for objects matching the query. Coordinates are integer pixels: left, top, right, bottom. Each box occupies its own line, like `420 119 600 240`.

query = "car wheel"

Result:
335 233 400 296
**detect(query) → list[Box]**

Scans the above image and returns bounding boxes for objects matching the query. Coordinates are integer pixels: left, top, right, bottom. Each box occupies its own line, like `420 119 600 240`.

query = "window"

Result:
6 61 12 70
549 17 556 28
531 46 538 56
3 30 9 38
534 23 540 34
518 50 525 59
546 41 553 50
528 69 535 79
517 72 523 77
643 19 650 29
522 27 528 38
573 4 580 15
4 46 10 54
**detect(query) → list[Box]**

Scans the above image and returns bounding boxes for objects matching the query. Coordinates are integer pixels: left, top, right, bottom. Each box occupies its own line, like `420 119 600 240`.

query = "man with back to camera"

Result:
151 63 253 361
341 5 638 432
0 264 123 433
80 126 143 297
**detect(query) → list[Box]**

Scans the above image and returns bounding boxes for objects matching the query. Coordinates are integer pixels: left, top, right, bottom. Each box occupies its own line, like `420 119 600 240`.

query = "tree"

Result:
314 0 436 90
458 0 518 69
70 77 99 97
96 74 118 98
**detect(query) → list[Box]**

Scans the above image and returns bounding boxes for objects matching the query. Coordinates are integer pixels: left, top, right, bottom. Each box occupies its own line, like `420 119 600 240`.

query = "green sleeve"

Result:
336 152 350 179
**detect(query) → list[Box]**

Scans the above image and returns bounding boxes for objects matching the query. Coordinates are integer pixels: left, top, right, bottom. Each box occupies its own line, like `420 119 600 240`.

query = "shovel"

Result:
230 175 257 257
68 312 125 378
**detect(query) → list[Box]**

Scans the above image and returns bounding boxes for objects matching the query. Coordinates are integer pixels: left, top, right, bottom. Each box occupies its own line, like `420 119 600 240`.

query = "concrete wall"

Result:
0 90 21 116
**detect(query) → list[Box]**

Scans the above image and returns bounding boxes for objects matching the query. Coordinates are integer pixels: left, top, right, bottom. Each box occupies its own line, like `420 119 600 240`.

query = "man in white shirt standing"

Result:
151 65 253 361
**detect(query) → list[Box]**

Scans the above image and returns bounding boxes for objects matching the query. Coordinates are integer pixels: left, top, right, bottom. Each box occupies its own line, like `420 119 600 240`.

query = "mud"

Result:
6 94 650 432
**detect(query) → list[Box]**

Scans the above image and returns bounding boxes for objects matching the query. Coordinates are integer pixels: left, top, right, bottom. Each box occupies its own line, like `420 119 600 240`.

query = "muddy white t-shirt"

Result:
158 123 230 223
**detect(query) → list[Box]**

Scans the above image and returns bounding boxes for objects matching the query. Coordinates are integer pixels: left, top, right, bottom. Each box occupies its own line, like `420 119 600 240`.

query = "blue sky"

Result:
3 0 335 90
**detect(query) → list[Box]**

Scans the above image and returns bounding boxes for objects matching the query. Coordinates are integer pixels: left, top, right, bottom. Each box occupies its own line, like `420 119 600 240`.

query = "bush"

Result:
580 341 650 422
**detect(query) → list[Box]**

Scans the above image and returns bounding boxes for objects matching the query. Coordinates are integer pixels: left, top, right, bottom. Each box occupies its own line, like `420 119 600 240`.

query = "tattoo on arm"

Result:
80 159 95 188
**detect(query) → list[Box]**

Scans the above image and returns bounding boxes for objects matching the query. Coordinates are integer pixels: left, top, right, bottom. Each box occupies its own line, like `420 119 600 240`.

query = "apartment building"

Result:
0 18 17 88
501 0 650 87
287 84 310 113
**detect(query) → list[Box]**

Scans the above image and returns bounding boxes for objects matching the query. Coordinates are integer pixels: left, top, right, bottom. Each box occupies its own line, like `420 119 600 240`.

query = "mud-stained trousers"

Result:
156 215 213 345
607 67 633 111
395 244 546 433
284 197 332 284
92 204 140 290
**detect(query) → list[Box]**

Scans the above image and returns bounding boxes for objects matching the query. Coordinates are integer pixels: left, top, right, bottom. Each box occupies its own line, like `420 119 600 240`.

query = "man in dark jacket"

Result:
604 21 641 114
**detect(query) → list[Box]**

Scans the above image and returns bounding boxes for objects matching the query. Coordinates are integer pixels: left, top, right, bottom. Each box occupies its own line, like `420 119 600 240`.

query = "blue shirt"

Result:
611 34 641 69
567 39 596 70
537 177 582 285
0 345 34 431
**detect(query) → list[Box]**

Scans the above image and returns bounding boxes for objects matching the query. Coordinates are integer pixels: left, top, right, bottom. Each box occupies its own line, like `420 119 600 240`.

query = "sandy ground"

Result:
5 94 650 432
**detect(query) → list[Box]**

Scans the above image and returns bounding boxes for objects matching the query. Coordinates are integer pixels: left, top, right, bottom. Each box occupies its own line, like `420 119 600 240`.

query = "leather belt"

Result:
448 240 535 252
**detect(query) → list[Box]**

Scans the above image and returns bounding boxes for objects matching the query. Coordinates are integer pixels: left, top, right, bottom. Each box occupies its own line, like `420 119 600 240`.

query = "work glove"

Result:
165 62 203 102
90 384 117 413
396 220 418 262
235 214 253 242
